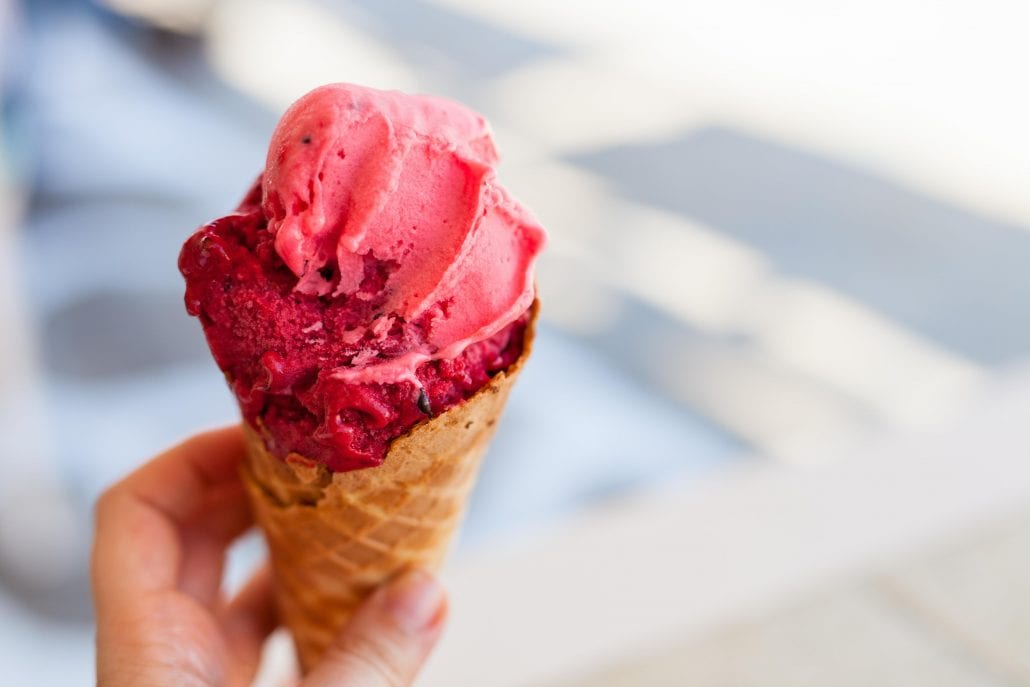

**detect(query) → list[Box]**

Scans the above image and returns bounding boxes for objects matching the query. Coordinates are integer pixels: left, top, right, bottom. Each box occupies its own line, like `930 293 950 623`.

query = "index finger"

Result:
91 426 249 604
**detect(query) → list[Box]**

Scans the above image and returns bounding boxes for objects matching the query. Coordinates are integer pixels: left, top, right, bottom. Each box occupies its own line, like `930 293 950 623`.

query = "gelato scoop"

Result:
179 84 545 471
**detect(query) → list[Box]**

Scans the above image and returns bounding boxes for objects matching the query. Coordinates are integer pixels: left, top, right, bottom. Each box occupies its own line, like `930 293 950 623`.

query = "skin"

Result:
92 426 447 686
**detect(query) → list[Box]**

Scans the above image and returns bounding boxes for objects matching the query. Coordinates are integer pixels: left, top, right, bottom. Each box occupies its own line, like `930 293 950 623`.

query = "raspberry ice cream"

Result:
179 84 545 472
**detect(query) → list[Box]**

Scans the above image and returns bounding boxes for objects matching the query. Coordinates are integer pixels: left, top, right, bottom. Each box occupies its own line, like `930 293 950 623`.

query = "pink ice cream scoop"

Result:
179 84 546 471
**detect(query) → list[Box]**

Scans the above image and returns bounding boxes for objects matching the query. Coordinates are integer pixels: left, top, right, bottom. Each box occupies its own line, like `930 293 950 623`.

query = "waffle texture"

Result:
241 307 536 671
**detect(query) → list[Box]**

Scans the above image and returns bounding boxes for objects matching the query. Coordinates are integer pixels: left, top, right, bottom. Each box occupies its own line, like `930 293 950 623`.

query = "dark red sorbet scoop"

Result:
179 179 532 471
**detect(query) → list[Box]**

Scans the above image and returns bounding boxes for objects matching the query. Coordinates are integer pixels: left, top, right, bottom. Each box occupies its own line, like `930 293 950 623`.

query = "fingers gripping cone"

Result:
241 306 537 671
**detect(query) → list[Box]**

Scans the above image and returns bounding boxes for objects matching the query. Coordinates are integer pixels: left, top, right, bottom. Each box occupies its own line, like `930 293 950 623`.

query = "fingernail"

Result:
381 569 446 633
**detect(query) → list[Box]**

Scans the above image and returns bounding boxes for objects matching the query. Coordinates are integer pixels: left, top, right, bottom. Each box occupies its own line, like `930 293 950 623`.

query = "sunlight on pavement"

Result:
206 0 418 110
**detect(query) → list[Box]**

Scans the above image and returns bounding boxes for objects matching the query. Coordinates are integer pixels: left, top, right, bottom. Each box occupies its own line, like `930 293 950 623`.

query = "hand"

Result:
92 426 448 686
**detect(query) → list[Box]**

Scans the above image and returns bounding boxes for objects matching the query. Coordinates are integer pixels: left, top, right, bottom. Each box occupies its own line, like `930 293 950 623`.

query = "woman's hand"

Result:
91 426 447 686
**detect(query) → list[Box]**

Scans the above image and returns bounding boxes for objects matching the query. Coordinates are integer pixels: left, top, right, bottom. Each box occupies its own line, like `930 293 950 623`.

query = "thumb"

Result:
302 569 448 687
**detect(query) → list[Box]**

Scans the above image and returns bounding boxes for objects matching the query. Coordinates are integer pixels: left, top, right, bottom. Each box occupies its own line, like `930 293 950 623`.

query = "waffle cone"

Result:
240 306 536 671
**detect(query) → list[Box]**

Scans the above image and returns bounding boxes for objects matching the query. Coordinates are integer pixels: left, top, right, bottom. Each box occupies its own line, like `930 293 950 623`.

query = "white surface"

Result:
559 586 1009 687
420 366 1030 687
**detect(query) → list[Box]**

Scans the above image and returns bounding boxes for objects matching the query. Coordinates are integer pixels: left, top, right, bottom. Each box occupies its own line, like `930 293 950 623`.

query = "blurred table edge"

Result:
411 362 1030 687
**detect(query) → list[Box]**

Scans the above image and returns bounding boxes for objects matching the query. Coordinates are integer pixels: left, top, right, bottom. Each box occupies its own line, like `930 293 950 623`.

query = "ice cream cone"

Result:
240 304 537 671
180 82 546 672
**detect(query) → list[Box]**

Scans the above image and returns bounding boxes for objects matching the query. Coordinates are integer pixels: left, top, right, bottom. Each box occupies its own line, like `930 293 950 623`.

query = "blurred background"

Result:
2 0 1030 685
